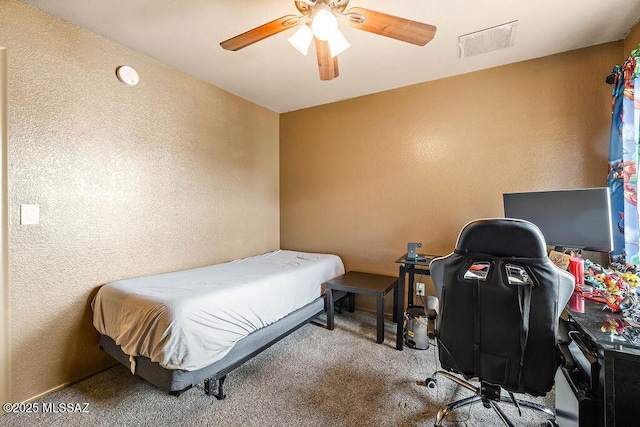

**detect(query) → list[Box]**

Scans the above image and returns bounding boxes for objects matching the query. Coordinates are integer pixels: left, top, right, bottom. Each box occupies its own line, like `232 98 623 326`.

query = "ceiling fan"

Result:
220 0 437 81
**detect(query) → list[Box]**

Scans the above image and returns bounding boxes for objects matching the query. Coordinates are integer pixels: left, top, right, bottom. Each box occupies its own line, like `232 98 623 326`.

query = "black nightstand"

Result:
325 271 400 348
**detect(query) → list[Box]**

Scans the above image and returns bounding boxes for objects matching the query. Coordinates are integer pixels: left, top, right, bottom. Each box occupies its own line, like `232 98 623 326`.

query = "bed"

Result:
92 249 344 398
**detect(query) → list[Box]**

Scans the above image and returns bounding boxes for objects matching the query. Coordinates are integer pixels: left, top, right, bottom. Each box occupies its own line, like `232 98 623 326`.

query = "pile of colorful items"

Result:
581 259 640 338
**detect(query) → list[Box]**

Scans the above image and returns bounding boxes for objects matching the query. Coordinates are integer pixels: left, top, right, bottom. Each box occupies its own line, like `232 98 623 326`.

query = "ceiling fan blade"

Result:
345 7 436 46
314 38 339 81
220 15 302 51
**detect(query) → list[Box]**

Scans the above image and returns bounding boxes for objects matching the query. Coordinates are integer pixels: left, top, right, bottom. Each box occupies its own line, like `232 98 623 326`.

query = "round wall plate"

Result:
116 65 139 86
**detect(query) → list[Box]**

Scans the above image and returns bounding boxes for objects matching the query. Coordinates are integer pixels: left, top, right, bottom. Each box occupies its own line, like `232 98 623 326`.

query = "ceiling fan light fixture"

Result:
327 29 350 58
288 24 314 55
220 1 437 81
311 8 338 41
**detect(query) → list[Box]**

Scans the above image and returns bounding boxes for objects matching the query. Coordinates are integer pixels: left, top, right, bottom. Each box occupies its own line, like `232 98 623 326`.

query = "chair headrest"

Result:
455 218 548 258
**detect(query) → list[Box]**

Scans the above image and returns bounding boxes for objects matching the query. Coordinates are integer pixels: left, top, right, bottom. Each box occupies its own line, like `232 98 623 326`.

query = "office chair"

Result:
426 218 574 426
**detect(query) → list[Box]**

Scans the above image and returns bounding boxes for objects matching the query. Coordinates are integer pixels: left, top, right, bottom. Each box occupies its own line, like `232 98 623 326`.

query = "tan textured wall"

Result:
624 20 640 55
281 42 622 312
2 1 280 402
0 46 10 413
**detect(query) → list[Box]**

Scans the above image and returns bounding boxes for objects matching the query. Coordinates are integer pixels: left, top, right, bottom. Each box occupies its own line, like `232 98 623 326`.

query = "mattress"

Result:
92 250 344 371
99 297 326 394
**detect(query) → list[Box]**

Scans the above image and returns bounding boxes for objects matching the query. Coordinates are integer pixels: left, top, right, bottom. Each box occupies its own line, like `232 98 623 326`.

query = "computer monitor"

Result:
503 188 614 253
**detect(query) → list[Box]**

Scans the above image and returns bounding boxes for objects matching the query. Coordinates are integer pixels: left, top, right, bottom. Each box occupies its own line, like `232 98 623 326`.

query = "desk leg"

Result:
326 287 335 331
408 265 415 307
347 292 355 312
376 296 384 344
392 281 398 323
397 265 406 350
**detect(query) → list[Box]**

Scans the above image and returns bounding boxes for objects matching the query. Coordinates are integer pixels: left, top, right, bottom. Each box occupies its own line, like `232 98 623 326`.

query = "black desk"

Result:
395 253 438 308
564 299 640 426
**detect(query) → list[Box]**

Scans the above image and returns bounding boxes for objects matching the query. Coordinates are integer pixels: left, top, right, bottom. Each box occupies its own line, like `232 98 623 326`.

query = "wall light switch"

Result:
20 204 40 225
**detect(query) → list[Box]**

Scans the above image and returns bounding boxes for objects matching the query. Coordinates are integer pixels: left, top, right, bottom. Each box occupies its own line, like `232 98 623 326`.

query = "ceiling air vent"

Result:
458 21 518 58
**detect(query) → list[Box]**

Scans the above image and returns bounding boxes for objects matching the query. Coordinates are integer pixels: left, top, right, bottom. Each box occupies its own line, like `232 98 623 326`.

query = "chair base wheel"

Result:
426 377 437 388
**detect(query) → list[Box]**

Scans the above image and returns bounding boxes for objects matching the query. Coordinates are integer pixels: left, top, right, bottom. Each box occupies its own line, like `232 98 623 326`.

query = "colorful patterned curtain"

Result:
608 47 640 265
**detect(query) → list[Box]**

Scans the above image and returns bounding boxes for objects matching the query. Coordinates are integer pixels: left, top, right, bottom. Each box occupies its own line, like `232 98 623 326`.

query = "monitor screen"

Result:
503 188 614 253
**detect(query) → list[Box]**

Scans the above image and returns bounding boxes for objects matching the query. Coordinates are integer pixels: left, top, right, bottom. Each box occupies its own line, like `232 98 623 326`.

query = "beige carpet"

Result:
0 310 555 426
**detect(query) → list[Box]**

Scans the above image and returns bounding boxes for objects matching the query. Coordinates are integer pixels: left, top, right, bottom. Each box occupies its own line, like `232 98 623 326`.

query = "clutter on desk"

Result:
549 250 571 270
622 325 640 346
582 259 638 309
576 258 640 341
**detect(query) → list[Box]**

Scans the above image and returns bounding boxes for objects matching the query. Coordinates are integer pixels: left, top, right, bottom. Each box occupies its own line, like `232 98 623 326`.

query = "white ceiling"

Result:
19 0 640 113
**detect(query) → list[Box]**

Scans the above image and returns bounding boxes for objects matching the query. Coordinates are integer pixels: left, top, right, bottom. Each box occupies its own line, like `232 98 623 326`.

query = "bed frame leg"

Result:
204 375 227 400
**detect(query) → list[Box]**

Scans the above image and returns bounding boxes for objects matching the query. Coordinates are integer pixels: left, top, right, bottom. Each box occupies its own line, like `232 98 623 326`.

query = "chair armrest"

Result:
558 340 575 369
558 317 571 345
425 296 438 339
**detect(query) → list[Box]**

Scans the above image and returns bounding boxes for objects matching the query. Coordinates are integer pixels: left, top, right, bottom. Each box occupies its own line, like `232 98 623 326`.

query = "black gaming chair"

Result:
426 218 574 426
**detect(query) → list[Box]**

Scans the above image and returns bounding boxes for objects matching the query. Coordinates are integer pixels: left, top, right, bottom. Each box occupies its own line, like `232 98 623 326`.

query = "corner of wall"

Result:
0 46 10 413
624 20 640 56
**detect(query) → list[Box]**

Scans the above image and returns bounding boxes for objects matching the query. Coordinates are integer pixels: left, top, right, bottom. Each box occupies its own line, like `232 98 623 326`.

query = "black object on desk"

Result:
562 299 640 426
407 242 422 259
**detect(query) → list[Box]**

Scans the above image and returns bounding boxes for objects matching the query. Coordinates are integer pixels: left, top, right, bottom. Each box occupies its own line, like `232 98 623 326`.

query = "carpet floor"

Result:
0 310 555 426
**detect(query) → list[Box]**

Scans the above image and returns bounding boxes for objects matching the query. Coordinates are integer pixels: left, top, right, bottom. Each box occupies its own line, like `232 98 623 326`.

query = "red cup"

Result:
569 291 585 313
569 257 584 285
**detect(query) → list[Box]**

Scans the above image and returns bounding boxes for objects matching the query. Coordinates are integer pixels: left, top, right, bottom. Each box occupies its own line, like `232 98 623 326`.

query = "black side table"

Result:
326 271 400 348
